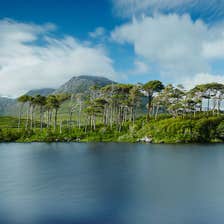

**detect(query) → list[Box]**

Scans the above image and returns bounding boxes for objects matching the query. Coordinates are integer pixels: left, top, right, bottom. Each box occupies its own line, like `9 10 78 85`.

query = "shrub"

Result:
217 121 224 140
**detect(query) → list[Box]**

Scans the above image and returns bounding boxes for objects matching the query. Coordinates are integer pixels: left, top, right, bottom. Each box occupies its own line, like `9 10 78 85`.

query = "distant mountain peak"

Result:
25 88 56 96
54 75 116 94
0 75 116 115
76 75 113 79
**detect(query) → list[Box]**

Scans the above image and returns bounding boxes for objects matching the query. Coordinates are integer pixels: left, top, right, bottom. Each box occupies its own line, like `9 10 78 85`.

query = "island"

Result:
0 76 224 143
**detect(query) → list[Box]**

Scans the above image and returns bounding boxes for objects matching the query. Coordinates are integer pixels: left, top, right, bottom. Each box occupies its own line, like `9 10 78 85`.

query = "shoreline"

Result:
0 139 224 144
1 115 224 144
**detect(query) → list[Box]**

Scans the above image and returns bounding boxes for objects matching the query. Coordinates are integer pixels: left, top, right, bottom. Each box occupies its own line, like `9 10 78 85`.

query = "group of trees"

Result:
18 94 68 131
152 82 224 118
17 81 224 132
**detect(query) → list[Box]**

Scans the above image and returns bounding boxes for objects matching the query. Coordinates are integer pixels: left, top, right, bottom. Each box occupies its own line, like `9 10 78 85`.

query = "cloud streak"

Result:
113 0 194 16
0 19 116 97
113 0 224 24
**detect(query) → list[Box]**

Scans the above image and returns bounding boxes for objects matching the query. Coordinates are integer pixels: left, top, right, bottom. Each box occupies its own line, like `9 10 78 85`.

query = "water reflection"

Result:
0 143 224 223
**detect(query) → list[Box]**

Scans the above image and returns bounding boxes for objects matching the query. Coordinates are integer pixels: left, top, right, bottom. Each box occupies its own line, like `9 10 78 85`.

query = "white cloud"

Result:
183 73 224 89
111 14 224 82
113 0 195 17
0 19 116 97
89 27 106 39
130 60 149 75
203 38 224 59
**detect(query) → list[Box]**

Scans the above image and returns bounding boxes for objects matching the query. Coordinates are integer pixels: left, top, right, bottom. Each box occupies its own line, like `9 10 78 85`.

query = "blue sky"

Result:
1 0 224 96
0 0 119 38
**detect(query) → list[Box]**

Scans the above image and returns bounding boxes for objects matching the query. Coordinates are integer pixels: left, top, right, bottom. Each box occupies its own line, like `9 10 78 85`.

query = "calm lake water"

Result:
0 143 224 224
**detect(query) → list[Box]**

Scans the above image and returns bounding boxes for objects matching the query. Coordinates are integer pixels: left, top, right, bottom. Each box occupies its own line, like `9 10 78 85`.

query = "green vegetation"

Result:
137 115 224 143
1 81 224 143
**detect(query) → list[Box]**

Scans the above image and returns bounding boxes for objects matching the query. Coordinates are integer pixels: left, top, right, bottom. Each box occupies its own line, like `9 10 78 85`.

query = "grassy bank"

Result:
0 115 224 143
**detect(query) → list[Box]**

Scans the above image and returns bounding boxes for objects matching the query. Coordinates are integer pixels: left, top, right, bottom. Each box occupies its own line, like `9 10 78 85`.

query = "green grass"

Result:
0 116 20 128
1 114 224 143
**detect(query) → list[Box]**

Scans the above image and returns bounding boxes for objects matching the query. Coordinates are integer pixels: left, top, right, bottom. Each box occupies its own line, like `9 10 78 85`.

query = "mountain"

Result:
0 97 16 115
0 75 116 116
54 75 115 94
25 88 55 96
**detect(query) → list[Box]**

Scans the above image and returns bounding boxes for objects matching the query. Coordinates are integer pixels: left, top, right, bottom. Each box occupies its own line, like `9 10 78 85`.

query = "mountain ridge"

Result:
25 88 56 96
53 75 115 94
0 75 116 115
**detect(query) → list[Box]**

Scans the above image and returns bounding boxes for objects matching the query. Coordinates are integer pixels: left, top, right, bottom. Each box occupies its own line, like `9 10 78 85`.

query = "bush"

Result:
194 117 224 142
136 116 224 143
0 129 21 142
217 121 224 140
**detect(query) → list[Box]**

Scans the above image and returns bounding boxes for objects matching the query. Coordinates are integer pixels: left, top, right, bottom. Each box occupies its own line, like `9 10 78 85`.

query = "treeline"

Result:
17 94 69 131
16 81 224 132
17 83 144 132
152 83 224 118
0 80 218 143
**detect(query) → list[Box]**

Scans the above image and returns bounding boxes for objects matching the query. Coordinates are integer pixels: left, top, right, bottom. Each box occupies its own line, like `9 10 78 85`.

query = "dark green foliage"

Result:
136 116 224 143
1 79 224 144
194 117 224 142
217 121 224 140
0 115 224 143
0 129 21 142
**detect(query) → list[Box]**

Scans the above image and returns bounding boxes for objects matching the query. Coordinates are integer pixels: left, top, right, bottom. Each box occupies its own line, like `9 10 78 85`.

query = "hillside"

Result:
25 88 55 96
0 75 116 116
0 97 16 115
54 75 115 94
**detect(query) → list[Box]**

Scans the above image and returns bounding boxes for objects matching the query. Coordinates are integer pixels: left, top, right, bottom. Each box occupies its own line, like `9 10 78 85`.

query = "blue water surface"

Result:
0 143 224 224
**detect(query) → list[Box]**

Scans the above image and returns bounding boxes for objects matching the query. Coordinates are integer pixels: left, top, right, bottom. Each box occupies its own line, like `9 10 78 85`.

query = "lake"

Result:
0 143 224 224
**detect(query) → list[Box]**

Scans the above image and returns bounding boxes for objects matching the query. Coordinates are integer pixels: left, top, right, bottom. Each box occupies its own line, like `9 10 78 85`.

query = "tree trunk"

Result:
18 103 24 130
60 120 63 134
147 93 152 121
54 109 58 131
40 106 43 131
155 105 159 120
78 103 82 129
30 105 34 129
49 110 52 127
47 109 50 128
217 97 221 115
69 110 73 130
25 103 30 130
